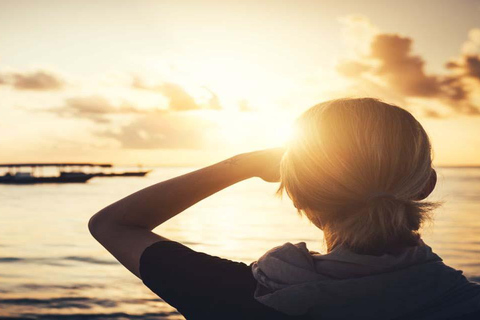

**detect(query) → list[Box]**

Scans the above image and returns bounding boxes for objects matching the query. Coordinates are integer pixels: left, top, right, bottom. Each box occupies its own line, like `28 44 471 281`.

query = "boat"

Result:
0 163 151 184
0 163 111 185
92 170 151 177
0 172 94 184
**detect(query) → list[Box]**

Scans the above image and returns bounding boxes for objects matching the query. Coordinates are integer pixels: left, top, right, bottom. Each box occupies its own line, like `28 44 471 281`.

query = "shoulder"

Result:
254 242 315 268
140 240 302 319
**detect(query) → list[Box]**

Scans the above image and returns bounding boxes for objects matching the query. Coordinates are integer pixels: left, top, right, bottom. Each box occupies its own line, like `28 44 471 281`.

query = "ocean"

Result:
1 167 480 319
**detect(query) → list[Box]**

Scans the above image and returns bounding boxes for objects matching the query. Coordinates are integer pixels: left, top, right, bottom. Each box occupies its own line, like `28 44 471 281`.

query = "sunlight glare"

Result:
218 111 295 150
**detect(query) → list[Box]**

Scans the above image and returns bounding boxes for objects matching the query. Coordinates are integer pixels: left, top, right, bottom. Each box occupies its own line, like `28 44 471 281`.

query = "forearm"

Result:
90 153 254 231
87 148 282 278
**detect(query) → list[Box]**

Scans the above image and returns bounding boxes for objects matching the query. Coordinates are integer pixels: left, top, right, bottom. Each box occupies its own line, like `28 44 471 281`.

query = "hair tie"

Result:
367 192 396 202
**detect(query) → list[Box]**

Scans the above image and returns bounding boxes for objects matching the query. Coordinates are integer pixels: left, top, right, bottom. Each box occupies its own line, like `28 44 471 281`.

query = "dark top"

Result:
139 241 480 320
139 241 308 320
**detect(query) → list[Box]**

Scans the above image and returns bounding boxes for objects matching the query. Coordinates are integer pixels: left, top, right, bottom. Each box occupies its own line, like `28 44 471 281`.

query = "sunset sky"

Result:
1 0 480 166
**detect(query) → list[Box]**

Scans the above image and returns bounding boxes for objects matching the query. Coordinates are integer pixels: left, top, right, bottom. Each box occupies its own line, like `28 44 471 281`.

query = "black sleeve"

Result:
139 240 302 320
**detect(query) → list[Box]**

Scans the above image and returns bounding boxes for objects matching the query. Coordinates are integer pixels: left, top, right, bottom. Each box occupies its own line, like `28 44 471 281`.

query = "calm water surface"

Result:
1 167 480 319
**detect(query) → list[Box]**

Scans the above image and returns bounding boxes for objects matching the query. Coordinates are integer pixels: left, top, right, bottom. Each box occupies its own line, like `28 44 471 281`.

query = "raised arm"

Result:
88 148 284 277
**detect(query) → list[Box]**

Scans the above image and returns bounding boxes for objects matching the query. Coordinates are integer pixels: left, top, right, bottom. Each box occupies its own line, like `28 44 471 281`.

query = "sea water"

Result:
1 167 479 319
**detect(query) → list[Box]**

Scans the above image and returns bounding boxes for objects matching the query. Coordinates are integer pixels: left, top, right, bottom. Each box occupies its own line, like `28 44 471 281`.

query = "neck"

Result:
323 228 422 255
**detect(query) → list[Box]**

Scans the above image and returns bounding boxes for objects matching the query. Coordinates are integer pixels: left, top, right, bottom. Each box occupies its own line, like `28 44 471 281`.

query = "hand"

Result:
235 148 285 183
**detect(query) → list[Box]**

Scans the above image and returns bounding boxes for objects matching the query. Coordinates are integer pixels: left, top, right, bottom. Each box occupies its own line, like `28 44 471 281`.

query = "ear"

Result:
415 169 437 200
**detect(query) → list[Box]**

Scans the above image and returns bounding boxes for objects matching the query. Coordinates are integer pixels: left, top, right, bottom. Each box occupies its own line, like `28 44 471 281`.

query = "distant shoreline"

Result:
2 164 480 169
437 165 480 169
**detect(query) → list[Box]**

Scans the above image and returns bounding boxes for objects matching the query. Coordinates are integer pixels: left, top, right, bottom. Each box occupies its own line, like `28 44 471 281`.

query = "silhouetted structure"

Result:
0 163 150 184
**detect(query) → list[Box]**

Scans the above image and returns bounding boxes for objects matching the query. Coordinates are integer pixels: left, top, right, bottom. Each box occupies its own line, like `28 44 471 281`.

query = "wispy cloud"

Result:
37 78 226 149
0 69 65 90
44 95 146 123
133 77 222 111
97 112 219 149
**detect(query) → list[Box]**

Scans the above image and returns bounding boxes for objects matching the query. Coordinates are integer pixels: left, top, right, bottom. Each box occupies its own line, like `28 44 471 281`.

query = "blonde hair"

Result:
278 98 438 255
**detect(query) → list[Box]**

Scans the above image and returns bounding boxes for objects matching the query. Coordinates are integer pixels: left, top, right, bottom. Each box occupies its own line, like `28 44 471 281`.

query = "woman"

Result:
89 98 480 319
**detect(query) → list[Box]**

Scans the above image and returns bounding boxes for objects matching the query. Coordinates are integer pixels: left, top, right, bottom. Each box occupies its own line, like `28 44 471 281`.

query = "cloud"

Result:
202 86 222 110
336 20 480 116
45 95 145 123
0 70 65 90
338 15 379 56
157 82 199 111
423 108 444 119
97 112 218 149
446 55 480 81
336 61 372 78
40 81 224 149
133 77 222 111
461 28 480 55
370 34 443 97
238 99 254 112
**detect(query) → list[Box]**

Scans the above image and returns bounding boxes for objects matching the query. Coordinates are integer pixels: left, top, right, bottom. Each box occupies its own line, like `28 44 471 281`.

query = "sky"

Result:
1 0 480 166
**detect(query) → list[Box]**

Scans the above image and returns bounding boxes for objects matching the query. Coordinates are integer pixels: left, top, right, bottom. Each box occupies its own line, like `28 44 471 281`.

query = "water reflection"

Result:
0 167 479 319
